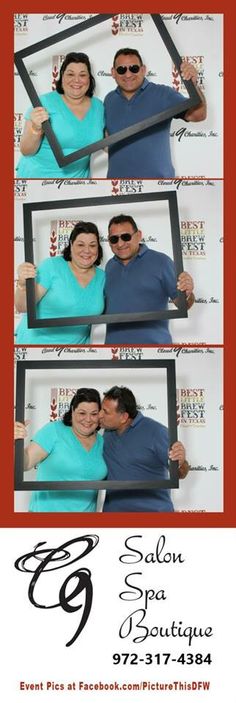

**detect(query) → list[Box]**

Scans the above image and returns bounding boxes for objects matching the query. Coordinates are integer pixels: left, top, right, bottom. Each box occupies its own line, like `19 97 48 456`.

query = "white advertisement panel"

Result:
0 527 234 702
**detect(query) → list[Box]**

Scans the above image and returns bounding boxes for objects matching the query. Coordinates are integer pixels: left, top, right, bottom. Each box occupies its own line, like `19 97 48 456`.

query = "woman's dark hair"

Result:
63 388 101 426
62 221 103 266
103 386 138 419
56 52 95 97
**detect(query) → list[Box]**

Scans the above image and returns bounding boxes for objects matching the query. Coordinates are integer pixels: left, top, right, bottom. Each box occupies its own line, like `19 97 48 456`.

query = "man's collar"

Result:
130 411 143 427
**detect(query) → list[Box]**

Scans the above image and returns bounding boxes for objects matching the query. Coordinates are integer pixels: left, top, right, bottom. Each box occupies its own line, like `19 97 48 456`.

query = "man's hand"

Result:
180 60 207 122
169 440 185 465
169 441 190 479
180 60 198 85
177 271 194 299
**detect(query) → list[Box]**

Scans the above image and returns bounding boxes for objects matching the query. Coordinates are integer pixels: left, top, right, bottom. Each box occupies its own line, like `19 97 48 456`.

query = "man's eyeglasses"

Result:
108 230 138 245
115 64 141 75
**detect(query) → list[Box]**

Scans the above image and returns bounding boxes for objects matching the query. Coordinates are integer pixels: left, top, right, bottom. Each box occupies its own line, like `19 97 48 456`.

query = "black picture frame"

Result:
14 14 200 166
14 358 179 492
22 191 187 329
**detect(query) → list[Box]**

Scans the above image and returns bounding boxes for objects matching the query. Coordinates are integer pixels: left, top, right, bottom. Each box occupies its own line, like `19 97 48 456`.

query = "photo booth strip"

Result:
14 14 201 167
23 191 187 328
14 358 179 491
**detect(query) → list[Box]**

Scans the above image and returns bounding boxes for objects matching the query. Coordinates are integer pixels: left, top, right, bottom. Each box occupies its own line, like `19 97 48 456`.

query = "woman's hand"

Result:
29 107 49 132
17 262 36 288
15 262 46 313
14 421 48 470
14 420 30 440
20 108 49 155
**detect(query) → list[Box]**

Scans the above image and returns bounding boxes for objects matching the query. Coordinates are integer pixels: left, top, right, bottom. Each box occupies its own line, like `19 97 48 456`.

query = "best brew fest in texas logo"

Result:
14 180 28 200
49 219 76 256
50 387 77 421
181 219 206 258
177 388 206 426
111 14 144 35
111 348 144 361
172 56 205 94
14 113 24 150
52 55 65 90
14 14 29 34
110 180 145 196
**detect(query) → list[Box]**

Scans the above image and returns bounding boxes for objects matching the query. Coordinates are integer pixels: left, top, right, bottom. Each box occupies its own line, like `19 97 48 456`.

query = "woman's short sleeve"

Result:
35 257 55 290
32 421 58 453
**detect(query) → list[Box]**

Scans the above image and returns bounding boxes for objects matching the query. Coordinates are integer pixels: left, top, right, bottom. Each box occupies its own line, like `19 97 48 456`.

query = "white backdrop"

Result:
14 346 223 513
14 179 223 344
14 13 223 177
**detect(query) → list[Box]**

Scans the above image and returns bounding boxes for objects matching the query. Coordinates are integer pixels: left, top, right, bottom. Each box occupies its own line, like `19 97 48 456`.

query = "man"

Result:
104 214 194 344
104 48 207 178
99 385 189 513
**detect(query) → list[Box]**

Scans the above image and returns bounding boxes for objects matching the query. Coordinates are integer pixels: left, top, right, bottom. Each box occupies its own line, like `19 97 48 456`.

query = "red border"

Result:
2 2 234 528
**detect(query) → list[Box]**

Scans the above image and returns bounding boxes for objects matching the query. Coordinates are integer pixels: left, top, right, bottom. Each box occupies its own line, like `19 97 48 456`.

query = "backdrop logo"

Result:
43 14 92 23
14 113 24 149
172 57 205 93
178 388 206 426
181 220 206 257
14 180 28 200
110 179 144 196
42 179 98 189
49 219 77 256
14 347 28 361
51 55 65 90
162 14 212 24
111 14 144 35
111 347 144 361
142 234 158 243
50 387 77 420
14 14 28 33
97 69 112 78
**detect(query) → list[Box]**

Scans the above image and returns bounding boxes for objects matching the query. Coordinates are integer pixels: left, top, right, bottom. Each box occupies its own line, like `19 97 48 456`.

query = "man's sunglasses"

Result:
115 64 141 75
108 229 138 245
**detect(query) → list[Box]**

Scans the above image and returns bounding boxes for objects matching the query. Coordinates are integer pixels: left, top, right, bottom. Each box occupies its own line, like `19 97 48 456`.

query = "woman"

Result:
15 221 105 344
16 52 104 178
14 388 107 512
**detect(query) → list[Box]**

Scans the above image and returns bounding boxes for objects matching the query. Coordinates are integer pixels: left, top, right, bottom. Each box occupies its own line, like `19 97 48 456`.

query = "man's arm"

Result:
180 61 207 122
